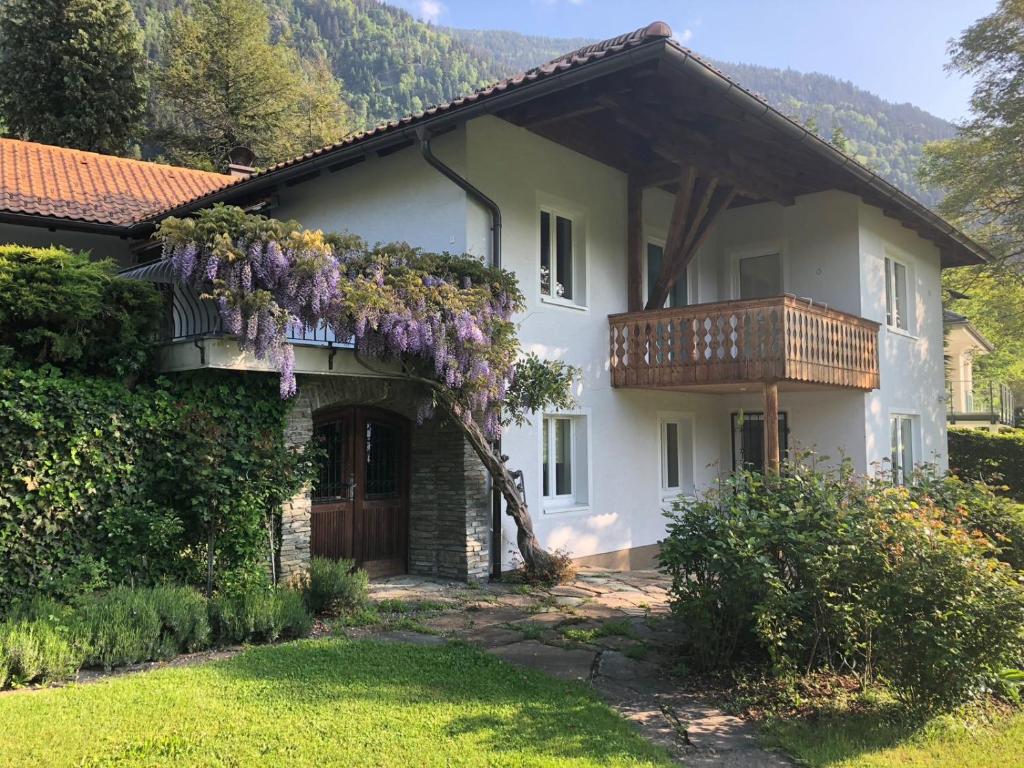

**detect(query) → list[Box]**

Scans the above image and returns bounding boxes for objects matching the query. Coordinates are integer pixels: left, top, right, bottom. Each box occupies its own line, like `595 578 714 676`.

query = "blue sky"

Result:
388 0 997 123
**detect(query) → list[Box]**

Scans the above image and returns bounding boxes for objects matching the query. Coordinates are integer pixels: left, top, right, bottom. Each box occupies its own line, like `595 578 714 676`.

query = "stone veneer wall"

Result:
278 374 490 583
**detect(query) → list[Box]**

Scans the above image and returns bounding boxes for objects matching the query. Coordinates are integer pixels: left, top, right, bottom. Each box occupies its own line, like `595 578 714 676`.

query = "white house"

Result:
943 309 1014 430
0 23 988 579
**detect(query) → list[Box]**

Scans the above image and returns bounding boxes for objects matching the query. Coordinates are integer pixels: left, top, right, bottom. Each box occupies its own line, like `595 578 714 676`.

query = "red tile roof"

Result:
0 138 238 226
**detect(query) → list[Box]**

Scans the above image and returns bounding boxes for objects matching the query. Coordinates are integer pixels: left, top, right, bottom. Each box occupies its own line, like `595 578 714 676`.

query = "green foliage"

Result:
152 0 351 168
0 366 314 612
0 244 162 376
950 427 1024 505
208 586 312 644
0 0 147 153
148 585 213 654
296 557 369 616
660 462 1024 712
0 618 86 688
77 587 165 669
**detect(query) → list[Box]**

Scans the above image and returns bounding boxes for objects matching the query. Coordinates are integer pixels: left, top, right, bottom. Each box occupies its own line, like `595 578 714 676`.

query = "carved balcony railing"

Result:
609 295 880 391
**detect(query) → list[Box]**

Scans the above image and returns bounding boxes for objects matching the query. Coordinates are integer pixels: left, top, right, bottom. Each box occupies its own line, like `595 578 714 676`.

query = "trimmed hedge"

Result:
949 427 1024 502
0 366 315 612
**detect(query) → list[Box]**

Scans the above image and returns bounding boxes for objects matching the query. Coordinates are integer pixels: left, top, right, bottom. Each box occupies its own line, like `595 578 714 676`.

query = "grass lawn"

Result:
763 706 1024 768
0 638 672 767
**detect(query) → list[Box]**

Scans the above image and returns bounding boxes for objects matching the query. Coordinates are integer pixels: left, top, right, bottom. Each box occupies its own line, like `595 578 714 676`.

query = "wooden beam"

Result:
627 179 643 312
645 166 696 309
763 380 780 475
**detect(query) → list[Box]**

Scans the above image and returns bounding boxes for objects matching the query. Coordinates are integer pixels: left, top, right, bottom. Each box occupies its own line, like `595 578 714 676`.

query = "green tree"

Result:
919 1 1024 395
0 0 147 154
153 0 350 169
830 124 849 153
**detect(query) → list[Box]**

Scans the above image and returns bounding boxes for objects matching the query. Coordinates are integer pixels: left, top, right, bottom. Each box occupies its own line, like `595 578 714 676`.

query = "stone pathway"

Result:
340 569 793 767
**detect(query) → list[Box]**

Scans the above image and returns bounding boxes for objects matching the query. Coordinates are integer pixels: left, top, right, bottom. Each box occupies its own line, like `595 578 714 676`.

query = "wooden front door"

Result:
310 407 409 577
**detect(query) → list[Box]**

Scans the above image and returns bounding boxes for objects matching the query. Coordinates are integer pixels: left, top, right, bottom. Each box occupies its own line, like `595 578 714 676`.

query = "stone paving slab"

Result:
489 640 596 681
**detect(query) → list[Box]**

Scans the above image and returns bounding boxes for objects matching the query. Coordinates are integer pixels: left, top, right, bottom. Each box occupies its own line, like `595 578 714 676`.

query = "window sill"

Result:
886 326 919 342
540 295 588 312
542 501 591 515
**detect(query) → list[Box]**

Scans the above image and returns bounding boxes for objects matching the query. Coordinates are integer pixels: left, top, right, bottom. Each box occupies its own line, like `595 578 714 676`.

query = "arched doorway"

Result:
310 406 410 577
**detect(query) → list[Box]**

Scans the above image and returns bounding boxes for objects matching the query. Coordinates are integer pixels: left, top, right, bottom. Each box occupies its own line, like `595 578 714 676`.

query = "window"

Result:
542 414 589 509
540 210 580 303
885 256 909 331
646 241 687 308
732 412 789 472
890 415 915 485
660 416 694 497
738 252 782 299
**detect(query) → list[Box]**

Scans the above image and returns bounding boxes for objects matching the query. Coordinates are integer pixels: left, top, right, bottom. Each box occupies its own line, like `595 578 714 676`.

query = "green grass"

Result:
763 705 1024 767
0 639 671 767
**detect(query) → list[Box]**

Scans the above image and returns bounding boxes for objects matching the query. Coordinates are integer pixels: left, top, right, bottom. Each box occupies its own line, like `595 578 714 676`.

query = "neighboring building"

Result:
0 23 989 579
944 309 1014 431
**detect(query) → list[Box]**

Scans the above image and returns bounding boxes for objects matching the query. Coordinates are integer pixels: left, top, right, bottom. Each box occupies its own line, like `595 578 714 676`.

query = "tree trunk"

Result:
431 391 558 575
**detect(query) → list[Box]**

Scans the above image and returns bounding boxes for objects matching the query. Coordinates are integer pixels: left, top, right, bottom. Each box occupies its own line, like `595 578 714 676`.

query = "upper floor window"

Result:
540 210 585 306
646 241 687 308
890 414 916 484
738 252 782 299
885 256 909 331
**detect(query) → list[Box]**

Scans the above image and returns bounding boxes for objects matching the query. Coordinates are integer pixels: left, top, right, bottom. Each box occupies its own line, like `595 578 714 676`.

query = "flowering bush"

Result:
159 205 529 438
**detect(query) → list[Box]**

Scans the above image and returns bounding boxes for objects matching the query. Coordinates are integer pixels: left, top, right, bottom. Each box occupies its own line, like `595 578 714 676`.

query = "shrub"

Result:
0 366 315 612
78 587 163 669
949 427 1024 502
0 244 161 376
295 558 369 616
209 586 312 645
660 461 1024 712
148 585 212 656
0 618 85 687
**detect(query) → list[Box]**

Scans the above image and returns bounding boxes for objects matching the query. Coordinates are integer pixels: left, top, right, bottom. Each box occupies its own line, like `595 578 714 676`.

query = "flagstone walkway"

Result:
339 569 793 767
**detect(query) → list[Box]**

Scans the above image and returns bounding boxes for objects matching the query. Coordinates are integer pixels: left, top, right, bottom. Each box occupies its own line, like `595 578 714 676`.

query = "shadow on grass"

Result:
209 637 670 765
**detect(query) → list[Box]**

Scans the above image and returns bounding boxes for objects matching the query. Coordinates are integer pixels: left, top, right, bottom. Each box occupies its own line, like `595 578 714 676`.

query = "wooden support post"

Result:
627 179 643 311
763 379 780 475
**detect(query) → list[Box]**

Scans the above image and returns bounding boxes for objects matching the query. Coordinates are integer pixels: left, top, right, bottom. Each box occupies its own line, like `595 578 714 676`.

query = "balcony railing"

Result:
609 295 880 391
159 285 344 347
947 379 1016 426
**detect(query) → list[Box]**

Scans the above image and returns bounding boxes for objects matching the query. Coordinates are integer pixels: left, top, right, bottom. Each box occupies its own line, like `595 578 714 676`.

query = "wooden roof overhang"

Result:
133 26 986 274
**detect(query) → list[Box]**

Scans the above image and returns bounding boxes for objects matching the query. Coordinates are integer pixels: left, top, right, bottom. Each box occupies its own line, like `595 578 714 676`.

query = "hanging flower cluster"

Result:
157 205 525 438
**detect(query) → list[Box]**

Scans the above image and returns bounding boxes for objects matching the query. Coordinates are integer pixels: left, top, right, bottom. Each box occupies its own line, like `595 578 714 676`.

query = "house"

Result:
944 309 1015 430
0 23 988 581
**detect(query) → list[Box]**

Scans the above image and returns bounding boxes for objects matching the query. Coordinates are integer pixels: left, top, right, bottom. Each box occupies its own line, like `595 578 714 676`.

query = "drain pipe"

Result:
417 127 504 580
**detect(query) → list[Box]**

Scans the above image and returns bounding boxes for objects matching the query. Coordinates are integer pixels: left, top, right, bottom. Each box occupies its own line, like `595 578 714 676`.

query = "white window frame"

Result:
884 252 912 334
889 412 918 485
729 241 786 300
540 411 591 513
658 412 695 500
538 196 588 310
642 231 694 308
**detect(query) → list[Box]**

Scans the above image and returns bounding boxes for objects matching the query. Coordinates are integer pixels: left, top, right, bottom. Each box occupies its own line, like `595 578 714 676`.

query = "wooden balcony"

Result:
609 295 880 392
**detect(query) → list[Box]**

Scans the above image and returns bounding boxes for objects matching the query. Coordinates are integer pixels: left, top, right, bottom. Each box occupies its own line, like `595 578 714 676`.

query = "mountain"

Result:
129 0 952 205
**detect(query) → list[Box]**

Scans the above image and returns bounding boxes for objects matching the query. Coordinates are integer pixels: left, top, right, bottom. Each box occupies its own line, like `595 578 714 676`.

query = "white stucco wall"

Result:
0 222 136 266
267 112 952 565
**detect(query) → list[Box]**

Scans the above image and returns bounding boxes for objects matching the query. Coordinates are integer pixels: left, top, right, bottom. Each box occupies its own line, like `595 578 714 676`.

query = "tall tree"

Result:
153 0 350 170
0 0 147 154
919 1 1024 395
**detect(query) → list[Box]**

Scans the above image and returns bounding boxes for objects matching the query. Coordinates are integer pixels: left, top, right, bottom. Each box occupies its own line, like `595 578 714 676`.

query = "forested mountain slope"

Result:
130 0 951 204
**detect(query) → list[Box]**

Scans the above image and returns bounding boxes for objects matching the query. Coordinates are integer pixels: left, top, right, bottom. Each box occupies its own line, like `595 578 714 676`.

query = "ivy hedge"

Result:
949 427 1024 502
0 366 313 614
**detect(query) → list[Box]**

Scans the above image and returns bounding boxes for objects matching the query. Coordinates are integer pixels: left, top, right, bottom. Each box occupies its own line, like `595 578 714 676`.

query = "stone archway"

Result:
278 375 490 583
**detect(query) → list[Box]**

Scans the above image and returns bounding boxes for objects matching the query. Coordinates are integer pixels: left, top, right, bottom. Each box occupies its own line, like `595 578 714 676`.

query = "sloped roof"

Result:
0 138 237 227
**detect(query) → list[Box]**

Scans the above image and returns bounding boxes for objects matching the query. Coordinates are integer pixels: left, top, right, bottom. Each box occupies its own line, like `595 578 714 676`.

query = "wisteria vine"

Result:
158 205 531 439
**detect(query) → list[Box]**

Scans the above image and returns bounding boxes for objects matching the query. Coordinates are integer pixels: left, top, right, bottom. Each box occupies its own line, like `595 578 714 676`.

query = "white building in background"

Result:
0 22 988 577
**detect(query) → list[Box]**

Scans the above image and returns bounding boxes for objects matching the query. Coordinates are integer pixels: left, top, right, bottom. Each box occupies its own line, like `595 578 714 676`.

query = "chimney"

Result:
226 146 257 178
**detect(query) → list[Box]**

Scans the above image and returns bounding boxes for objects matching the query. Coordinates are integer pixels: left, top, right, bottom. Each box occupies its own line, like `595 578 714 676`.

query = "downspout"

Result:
416 127 505 580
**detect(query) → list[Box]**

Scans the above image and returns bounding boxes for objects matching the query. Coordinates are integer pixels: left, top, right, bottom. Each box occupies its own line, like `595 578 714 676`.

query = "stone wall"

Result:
278 374 490 582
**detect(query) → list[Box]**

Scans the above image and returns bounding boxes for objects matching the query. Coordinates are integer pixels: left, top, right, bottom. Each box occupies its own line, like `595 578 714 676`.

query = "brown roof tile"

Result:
0 138 238 226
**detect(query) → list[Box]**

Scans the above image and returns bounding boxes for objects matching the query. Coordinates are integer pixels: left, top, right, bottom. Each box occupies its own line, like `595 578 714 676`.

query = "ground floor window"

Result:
660 415 695 497
732 411 789 472
542 414 588 509
890 414 916 484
